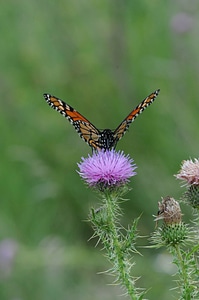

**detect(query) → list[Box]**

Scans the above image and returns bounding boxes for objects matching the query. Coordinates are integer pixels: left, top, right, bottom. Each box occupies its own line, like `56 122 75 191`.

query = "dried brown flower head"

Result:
156 196 182 225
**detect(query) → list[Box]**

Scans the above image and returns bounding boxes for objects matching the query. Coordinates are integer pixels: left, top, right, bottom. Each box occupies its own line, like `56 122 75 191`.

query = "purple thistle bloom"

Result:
77 150 137 188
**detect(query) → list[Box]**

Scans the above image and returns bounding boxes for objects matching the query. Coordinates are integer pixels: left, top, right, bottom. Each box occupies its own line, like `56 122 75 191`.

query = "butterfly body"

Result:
92 129 116 150
43 89 160 151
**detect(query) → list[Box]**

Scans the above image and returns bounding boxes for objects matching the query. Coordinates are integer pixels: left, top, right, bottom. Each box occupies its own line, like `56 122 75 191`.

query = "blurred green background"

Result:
1 0 199 299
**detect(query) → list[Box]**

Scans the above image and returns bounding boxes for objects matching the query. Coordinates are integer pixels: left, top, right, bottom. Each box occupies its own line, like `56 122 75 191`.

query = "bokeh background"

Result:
1 1 199 299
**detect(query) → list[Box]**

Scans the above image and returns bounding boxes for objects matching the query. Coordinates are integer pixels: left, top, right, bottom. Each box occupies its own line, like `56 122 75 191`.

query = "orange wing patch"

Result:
66 110 90 123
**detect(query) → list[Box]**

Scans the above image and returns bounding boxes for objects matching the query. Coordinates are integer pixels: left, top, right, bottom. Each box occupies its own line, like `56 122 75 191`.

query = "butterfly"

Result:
43 89 160 151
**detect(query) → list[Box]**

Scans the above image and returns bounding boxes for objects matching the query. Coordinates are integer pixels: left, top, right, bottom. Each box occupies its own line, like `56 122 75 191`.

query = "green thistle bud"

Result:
184 184 199 209
161 222 188 246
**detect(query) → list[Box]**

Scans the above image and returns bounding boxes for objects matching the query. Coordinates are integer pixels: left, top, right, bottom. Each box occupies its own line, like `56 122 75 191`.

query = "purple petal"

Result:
77 150 137 188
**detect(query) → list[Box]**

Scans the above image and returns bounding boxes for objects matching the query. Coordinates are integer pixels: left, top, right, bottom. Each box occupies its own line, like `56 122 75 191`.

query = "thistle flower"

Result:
79 150 140 298
155 196 187 246
152 197 197 300
175 159 199 208
77 150 136 190
175 159 199 186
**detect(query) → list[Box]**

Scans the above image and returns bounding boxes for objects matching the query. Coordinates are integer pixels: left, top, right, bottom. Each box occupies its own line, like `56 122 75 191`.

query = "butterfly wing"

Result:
43 94 102 150
113 89 160 145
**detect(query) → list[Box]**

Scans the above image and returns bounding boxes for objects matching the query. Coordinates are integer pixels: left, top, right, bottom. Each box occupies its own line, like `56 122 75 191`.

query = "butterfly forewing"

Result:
43 94 101 149
113 89 160 142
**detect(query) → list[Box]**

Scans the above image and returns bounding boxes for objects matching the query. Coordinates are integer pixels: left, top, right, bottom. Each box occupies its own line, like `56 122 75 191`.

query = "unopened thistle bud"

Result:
155 196 187 246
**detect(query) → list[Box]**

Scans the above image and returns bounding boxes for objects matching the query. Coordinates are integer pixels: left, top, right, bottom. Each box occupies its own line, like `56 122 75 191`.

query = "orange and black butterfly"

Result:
43 89 160 151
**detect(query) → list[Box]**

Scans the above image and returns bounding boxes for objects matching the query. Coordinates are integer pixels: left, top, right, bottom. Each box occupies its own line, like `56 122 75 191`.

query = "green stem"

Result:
105 192 138 300
173 245 194 299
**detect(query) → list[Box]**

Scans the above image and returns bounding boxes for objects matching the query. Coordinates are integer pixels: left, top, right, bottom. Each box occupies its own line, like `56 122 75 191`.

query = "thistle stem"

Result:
172 245 195 299
104 192 139 300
